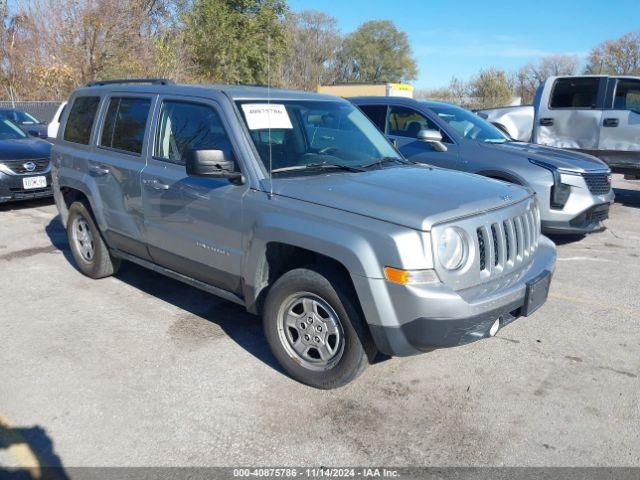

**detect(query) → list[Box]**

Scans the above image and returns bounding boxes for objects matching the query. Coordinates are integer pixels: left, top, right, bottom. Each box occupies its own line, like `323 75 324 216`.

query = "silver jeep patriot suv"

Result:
52 79 557 389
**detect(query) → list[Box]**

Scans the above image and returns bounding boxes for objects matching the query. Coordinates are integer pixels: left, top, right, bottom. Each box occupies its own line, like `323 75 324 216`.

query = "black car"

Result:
0 108 48 138
0 118 52 203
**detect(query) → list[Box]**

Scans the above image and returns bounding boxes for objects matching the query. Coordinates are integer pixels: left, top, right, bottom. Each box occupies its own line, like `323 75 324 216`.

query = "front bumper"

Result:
0 171 53 203
355 236 557 357
536 173 614 235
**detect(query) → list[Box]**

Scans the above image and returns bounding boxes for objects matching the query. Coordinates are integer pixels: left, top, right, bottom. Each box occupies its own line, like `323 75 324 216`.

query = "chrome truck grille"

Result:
431 197 541 291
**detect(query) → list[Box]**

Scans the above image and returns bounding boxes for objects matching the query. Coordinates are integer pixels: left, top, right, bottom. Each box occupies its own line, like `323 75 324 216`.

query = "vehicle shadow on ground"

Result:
0 197 54 212
613 187 640 208
44 215 283 375
0 422 69 480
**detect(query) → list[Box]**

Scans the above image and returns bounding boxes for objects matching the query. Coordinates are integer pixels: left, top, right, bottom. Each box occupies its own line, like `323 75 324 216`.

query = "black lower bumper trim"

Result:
542 204 610 235
370 299 525 356
0 187 53 203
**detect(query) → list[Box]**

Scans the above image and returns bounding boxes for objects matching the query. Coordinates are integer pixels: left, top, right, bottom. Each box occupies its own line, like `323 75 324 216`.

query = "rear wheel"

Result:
67 201 120 279
263 267 368 389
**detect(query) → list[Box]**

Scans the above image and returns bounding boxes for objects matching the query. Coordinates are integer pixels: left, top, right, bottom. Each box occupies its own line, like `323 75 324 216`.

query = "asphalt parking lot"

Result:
0 175 639 472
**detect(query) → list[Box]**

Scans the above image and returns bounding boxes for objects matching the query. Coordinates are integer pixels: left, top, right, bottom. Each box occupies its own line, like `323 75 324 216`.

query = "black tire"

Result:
263 267 368 389
66 201 120 279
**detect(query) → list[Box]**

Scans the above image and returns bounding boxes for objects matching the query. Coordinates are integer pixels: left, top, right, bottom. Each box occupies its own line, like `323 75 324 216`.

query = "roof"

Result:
73 83 342 102
349 96 457 109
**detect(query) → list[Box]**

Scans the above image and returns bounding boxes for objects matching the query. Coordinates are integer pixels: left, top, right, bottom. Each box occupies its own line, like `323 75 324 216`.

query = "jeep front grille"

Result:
0 158 50 175
432 197 540 291
477 207 539 275
582 172 611 195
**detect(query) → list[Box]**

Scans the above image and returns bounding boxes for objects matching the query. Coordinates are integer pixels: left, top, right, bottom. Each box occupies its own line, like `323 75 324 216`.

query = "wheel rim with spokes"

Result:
72 216 95 262
277 292 345 371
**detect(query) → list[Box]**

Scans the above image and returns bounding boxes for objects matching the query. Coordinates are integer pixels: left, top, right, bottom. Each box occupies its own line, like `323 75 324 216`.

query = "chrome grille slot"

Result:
431 197 541 291
503 220 511 262
491 225 499 267
477 228 486 271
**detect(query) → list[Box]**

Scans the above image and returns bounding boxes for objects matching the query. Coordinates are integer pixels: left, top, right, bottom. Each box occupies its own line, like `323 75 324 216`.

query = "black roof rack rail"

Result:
85 78 174 87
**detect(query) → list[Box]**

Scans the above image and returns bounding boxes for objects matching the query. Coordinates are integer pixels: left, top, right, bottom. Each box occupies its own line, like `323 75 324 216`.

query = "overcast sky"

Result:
289 0 640 89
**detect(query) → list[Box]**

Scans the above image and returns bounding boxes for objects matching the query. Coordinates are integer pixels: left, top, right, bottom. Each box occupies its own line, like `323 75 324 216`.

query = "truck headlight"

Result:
437 228 467 271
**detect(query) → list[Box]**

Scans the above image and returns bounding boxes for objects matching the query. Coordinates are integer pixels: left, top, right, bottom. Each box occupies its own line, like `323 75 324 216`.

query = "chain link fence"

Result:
0 101 63 123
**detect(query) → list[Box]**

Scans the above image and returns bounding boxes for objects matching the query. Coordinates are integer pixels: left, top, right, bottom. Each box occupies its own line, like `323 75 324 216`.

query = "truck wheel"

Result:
67 201 120 279
263 267 368 389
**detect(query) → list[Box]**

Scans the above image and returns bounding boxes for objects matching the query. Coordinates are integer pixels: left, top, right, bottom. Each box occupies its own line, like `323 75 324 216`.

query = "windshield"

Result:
428 104 509 143
0 118 28 140
236 100 402 175
0 109 40 124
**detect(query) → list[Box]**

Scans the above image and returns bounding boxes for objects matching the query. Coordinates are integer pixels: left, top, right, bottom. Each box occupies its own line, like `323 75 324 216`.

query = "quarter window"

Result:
613 80 640 112
100 97 151 154
550 78 600 109
155 101 233 164
63 96 101 145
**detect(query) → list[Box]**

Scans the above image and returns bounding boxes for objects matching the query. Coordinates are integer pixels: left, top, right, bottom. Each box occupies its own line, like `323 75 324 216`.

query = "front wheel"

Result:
263 268 368 389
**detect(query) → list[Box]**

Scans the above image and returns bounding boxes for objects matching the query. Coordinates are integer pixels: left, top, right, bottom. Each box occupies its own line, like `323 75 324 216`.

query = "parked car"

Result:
0 108 48 138
477 75 640 178
0 117 52 203
352 97 614 235
47 102 67 139
52 79 556 388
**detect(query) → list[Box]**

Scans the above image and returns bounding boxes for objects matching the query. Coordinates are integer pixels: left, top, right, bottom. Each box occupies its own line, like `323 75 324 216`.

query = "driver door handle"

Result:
603 118 619 127
539 117 554 126
143 178 170 190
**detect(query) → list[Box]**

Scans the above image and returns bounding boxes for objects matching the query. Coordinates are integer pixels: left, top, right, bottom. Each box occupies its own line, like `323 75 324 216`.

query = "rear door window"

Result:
613 79 640 113
63 96 101 144
100 97 151 154
550 78 601 109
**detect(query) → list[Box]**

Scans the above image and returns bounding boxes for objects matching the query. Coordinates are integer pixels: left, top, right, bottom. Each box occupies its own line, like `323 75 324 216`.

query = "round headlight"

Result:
438 228 467 270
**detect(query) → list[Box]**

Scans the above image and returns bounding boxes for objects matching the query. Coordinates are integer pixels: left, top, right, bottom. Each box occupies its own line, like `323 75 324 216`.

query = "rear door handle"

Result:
143 178 170 190
539 117 554 126
603 118 619 127
88 164 110 176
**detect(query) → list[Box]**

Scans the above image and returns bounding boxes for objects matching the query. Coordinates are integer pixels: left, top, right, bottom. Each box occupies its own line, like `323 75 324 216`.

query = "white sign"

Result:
241 104 293 130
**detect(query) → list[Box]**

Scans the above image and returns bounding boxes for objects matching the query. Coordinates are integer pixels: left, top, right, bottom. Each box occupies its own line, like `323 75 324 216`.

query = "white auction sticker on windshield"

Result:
241 104 293 130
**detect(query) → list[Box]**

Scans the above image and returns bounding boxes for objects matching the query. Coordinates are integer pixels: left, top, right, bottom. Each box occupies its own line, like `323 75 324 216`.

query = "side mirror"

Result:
184 149 243 183
417 129 448 152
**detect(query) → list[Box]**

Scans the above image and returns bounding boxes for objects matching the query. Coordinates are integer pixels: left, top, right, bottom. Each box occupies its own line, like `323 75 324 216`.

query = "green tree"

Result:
468 68 513 109
337 20 417 83
183 0 288 85
280 10 341 90
585 31 640 75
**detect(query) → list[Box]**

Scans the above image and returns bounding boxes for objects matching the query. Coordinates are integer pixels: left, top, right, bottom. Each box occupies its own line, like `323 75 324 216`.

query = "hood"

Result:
271 166 531 231
0 137 52 160
479 141 609 173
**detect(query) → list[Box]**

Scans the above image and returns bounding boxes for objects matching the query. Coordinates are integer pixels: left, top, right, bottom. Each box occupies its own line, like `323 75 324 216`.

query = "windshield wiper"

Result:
358 156 413 169
271 162 365 175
